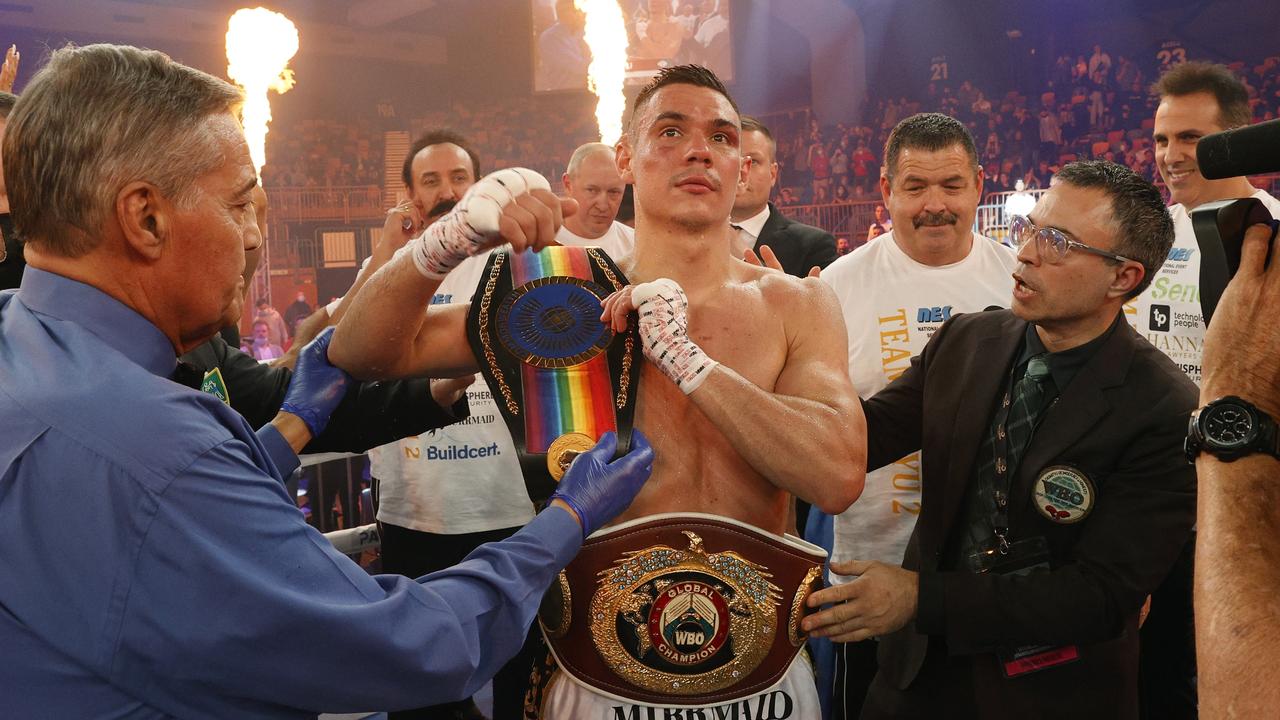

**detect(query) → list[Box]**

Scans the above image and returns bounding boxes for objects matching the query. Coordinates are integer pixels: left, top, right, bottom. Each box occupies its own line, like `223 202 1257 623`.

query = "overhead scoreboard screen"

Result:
532 0 734 93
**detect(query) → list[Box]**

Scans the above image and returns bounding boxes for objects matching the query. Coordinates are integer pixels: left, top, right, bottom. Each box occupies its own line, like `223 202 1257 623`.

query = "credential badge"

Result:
1033 465 1095 524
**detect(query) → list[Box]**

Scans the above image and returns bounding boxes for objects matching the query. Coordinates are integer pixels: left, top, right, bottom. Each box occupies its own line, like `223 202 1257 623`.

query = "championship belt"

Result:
465 245 641 503
539 513 826 707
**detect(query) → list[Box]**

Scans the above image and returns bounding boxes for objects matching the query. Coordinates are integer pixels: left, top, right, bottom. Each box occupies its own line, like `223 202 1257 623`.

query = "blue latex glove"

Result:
550 430 654 538
279 327 353 437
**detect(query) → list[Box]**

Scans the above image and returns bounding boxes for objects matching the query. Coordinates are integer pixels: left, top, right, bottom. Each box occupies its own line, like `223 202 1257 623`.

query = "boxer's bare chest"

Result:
613 279 793 534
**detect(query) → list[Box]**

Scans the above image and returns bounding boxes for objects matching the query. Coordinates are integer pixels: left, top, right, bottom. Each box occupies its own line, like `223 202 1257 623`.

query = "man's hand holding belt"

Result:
601 278 719 394
550 430 655 538
801 559 919 643
404 167 578 279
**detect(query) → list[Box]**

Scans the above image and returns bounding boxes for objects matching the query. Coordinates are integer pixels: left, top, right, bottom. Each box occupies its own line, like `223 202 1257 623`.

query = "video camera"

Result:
1192 117 1280 323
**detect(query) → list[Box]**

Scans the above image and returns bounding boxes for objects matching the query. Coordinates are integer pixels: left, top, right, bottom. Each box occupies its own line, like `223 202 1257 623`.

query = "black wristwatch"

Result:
1185 395 1280 463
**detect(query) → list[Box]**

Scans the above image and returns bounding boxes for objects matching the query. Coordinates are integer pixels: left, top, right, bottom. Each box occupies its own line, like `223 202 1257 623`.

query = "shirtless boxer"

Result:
330 65 866 718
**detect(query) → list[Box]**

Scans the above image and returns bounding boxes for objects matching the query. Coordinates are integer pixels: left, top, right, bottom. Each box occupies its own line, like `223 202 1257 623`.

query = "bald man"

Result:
559 141 635 259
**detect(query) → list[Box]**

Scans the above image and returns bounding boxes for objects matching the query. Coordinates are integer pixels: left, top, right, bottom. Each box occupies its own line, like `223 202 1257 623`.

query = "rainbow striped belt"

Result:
467 244 640 501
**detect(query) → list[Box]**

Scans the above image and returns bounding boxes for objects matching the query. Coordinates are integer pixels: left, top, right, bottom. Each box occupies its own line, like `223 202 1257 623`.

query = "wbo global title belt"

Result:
539 513 826 706
465 245 641 503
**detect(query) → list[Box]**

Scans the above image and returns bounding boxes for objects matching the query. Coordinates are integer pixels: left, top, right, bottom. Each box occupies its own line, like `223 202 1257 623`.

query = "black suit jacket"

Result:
751 202 838 278
861 309 1197 719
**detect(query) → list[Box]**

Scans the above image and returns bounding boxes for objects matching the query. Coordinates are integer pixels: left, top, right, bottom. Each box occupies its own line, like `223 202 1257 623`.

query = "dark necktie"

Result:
1001 353 1051 479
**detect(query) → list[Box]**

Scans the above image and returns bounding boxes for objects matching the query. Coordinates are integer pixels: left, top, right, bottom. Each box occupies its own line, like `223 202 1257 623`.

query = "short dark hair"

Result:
1152 61 1251 130
882 113 979 182
0 91 16 119
1053 160 1173 297
630 64 739 137
740 116 776 162
400 129 481 189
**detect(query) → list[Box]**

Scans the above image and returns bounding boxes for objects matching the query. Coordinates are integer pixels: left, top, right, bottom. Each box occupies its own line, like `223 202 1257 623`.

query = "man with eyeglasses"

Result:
802 160 1198 720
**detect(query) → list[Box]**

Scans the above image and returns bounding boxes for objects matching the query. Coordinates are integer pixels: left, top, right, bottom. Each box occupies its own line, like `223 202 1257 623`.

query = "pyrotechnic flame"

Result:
575 0 629 145
226 7 299 179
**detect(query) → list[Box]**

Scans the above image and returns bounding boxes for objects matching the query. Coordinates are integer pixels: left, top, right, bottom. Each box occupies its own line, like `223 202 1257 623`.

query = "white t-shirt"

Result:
555 220 636 260
821 231 1018 571
1125 189 1280 386
372 224 634 534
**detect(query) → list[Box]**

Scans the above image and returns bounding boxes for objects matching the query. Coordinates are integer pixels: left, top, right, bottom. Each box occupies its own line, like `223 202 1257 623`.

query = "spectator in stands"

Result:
248 320 285 362
867 203 892 242
1089 44 1113 84
253 298 289 347
852 140 877 194
283 291 312 331
778 186 799 208
809 134 831 198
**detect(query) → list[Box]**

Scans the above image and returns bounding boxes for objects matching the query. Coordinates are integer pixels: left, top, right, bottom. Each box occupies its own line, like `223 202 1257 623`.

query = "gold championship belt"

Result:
464 245 642 503
539 513 826 706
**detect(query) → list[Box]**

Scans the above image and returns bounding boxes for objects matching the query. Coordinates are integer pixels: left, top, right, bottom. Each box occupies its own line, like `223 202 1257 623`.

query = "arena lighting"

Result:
225 7 299 180
576 0 629 145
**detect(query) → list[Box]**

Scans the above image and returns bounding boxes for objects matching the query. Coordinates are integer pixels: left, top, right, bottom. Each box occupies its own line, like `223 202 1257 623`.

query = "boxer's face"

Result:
563 151 625 238
881 143 982 257
620 83 745 233
1011 182 1129 329
1153 92 1228 210
407 143 475 218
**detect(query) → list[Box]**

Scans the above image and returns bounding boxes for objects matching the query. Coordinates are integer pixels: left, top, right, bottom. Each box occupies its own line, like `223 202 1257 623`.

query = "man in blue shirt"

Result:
0 43 653 718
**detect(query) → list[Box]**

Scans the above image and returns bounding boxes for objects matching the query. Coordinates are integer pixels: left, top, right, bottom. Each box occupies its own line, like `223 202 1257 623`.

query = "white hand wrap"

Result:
631 278 719 394
409 167 551 279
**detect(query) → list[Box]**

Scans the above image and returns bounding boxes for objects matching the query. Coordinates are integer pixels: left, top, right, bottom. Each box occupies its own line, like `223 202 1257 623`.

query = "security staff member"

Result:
802 161 1197 719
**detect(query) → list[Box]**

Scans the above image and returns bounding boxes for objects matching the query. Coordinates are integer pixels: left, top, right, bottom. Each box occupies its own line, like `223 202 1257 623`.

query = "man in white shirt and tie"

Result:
731 116 838 278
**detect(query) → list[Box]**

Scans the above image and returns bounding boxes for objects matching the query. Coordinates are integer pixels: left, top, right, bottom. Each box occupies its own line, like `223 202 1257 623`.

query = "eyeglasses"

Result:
1009 215 1136 265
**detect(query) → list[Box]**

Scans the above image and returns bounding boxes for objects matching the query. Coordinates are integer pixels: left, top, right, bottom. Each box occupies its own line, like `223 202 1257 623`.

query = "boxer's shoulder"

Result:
747 265 839 314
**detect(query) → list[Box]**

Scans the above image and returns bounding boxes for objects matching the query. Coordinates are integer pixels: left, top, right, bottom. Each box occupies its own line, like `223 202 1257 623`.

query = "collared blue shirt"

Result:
0 268 581 719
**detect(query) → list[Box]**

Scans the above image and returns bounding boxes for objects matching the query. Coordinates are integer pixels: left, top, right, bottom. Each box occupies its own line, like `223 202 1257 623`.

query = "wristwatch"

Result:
1185 395 1280 463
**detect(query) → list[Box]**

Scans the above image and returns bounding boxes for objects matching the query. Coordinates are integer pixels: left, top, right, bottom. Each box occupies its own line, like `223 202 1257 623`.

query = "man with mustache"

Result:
818 112 1017 718
358 129 556 720
331 65 866 717
557 141 635 258
804 161 1197 719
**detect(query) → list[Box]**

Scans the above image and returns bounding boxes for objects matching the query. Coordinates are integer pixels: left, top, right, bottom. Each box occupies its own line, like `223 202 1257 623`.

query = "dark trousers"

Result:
1138 533 1198 719
380 521 532 720
833 639 879 719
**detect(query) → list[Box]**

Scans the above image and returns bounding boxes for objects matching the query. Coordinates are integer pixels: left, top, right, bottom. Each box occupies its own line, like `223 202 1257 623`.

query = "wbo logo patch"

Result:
1033 465 1094 524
